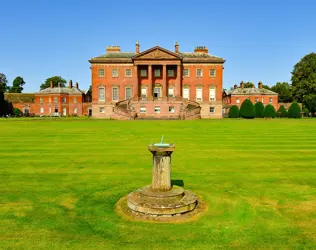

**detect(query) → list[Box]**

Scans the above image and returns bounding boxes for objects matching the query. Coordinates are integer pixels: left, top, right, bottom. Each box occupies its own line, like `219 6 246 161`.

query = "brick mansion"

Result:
4 42 281 119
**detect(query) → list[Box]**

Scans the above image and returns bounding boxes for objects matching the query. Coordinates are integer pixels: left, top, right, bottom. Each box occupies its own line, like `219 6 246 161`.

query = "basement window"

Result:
140 107 146 113
154 107 160 113
210 107 215 113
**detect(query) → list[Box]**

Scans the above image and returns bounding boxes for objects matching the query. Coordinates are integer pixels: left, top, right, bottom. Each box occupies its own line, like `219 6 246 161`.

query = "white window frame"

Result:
40 97 43 104
236 98 240 104
54 97 58 103
210 69 216 77
40 107 44 113
125 69 132 77
196 88 203 102
141 87 147 97
112 69 118 77
269 97 272 103
196 68 203 77
49 97 51 103
140 107 146 113
74 107 78 114
183 68 189 77
209 88 216 101
99 107 105 113
167 69 174 77
210 107 215 113
140 69 147 77
154 106 160 113
48 107 51 114
99 69 105 77
169 106 175 113
125 87 132 99
255 97 258 103
262 97 264 103
168 87 174 97
183 87 190 99
154 69 161 77
98 87 105 101
112 87 119 101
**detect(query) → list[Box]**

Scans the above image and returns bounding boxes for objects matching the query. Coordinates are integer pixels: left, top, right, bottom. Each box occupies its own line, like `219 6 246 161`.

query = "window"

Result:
40 107 44 113
74 97 77 103
210 107 215 113
167 69 174 77
154 87 161 98
24 108 29 115
269 97 272 103
168 88 174 97
112 87 118 101
125 87 132 99
140 69 147 77
236 98 240 104
40 97 43 104
141 87 147 97
196 88 202 101
125 69 132 77
99 107 105 113
112 69 118 77
169 106 175 113
63 108 67 116
183 69 189 77
210 69 216 77
48 107 51 113
49 97 51 103
99 69 105 77
154 69 161 77
262 97 264 103
54 97 58 103
62 97 66 103
54 107 58 113
140 107 146 113
209 88 216 101
154 106 160 113
74 108 77 114
196 68 203 77
183 87 189 99
98 87 105 101
255 97 258 103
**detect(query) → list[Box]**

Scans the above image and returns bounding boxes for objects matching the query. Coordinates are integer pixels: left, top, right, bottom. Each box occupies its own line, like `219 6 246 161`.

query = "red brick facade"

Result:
89 43 225 119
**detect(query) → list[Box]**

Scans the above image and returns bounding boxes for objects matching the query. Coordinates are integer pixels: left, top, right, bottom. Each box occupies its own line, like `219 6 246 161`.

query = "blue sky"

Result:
1 0 315 92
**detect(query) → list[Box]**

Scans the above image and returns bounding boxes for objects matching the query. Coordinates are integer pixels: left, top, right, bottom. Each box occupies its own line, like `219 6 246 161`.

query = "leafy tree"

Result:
254 102 264 117
263 104 276 118
0 73 8 93
13 108 22 117
291 53 316 106
244 82 254 88
262 84 271 90
9 76 25 93
40 76 66 90
288 102 302 118
277 105 288 117
228 105 239 118
270 82 293 103
303 94 316 116
0 73 8 116
239 99 255 119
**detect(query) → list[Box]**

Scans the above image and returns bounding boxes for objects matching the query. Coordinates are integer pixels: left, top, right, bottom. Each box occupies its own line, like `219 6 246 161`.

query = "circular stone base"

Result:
127 185 198 216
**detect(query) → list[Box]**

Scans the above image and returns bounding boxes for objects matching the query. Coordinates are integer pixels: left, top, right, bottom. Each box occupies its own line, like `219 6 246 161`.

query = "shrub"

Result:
288 102 301 118
263 104 277 118
239 99 255 119
228 105 239 118
13 108 22 117
254 102 264 118
277 105 288 117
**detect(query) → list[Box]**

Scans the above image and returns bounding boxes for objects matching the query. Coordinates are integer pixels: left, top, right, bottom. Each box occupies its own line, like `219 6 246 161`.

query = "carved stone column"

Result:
162 64 167 98
148 65 152 99
134 65 139 98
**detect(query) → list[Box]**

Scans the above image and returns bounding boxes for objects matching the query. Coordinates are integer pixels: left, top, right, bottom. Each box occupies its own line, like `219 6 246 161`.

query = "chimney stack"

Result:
234 84 238 89
251 83 255 88
175 41 179 53
75 82 79 89
240 81 244 88
69 80 73 88
136 41 140 54
50 81 53 88
58 82 61 88
106 46 121 53
194 46 208 54
258 81 263 89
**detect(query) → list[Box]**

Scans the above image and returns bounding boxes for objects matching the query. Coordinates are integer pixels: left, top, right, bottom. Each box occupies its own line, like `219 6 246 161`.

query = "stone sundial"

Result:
127 136 197 216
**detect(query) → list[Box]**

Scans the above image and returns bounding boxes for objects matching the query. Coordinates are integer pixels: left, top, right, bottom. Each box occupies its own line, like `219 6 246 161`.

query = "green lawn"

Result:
0 118 315 249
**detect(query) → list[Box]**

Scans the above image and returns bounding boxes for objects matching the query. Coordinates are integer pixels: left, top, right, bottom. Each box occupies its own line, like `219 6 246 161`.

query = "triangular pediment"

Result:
133 46 181 60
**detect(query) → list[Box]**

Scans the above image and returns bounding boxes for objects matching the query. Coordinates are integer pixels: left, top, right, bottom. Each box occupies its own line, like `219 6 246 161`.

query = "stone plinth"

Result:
127 142 198 217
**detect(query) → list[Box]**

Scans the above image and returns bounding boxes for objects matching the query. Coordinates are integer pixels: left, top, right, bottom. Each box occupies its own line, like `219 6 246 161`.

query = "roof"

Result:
36 87 85 95
4 93 35 103
89 46 225 63
227 87 278 96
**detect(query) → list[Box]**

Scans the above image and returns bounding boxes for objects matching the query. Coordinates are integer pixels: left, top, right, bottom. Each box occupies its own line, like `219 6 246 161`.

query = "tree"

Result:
9 76 25 93
0 73 8 93
277 105 288 117
228 105 239 118
262 84 271 90
291 53 316 105
244 82 254 88
288 102 302 118
303 94 316 116
263 104 276 118
13 108 22 117
0 73 8 116
239 99 255 119
254 102 264 118
40 76 66 90
270 82 293 103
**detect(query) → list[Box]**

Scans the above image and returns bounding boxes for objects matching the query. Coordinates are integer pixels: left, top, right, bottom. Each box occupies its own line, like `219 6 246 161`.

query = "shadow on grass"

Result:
171 179 184 187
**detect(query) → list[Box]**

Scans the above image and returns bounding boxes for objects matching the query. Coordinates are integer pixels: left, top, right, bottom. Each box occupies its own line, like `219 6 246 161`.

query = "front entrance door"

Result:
154 87 161 98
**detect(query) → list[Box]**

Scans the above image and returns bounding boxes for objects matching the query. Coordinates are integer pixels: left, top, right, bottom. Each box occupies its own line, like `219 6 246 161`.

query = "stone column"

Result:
162 64 167 98
175 65 181 98
148 65 152 100
134 65 139 98
148 144 175 192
